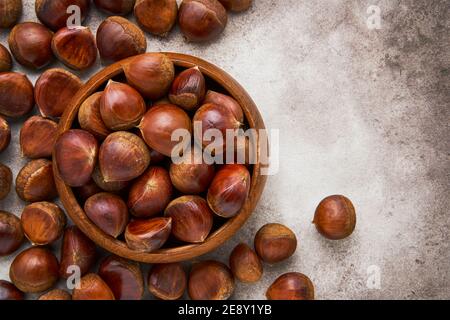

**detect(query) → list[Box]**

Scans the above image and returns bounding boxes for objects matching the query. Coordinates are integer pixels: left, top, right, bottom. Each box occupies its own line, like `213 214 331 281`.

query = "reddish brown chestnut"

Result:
204 90 244 123
229 243 262 283
254 223 297 264
0 72 35 118
15 159 57 202
19 116 58 159
125 217 172 252
79 92 111 140
75 179 103 203
92 166 129 192
218 0 251 12
0 280 24 300
72 273 115 300
188 260 234 300
39 289 72 300
0 0 22 28
266 273 314 300
0 117 11 153
134 0 178 36
35 0 90 31
0 211 24 256
0 44 12 72
94 0 135 15
169 67 206 111
148 263 187 300
0 164 12 200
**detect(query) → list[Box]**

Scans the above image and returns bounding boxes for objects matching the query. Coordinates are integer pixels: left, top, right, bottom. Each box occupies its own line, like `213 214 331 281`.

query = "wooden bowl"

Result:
54 53 267 263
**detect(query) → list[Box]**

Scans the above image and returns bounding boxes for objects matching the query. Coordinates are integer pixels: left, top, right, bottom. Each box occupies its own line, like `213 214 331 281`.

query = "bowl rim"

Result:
54 52 267 263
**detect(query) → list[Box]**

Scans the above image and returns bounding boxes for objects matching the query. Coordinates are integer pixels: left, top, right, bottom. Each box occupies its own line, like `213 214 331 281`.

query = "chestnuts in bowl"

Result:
169 66 206 111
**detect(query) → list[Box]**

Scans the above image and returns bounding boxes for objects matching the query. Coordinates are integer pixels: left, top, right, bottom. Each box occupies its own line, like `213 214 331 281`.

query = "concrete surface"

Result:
1 0 449 300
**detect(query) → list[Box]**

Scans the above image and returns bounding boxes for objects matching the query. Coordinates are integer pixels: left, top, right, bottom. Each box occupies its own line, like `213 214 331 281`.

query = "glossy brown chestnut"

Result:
218 0 251 12
21 202 66 246
125 217 172 252
97 16 147 64
0 72 35 118
52 26 97 71
0 280 24 300
59 226 97 279
134 0 178 36
0 0 22 28
39 289 72 300
78 92 111 140
35 0 90 31
99 131 150 182
169 67 206 111
124 53 175 100
179 0 228 42
148 263 187 300
204 90 244 123
313 195 356 240
0 116 10 153
92 166 129 192
164 196 213 243
15 159 57 202
98 255 144 300
188 260 234 300
75 179 103 203
0 44 12 72
19 116 58 159
35 68 82 118
254 223 297 264
94 0 135 15
266 272 314 300
0 164 12 200
55 129 99 187
72 273 115 300
0 211 23 256
9 247 59 293
229 243 262 283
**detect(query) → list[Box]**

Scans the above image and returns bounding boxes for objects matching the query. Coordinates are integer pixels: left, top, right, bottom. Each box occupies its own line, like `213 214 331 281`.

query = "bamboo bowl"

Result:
54 53 267 263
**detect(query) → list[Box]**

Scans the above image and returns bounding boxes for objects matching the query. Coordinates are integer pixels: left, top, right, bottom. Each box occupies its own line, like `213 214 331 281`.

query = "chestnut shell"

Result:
148 263 187 300
15 159 58 202
125 217 172 253
188 260 234 300
134 0 178 36
229 243 263 283
0 72 35 118
266 272 315 300
19 116 58 159
254 223 297 264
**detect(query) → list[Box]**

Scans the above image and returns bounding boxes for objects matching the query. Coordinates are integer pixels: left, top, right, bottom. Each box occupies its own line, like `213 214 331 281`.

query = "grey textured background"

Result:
1 0 449 300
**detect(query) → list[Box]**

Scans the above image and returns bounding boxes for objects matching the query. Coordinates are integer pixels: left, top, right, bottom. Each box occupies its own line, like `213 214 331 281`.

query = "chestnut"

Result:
10 247 59 293
21 202 66 246
0 44 12 72
169 67 206 111
79 92 111 140
39 289 71 300
266 272 315 300
0 211 24 256
124 53 175 100
0 280 24 300
52 26 97 71
0 117 10 153
204 90 244 123
94 0 135 15
72 273 115 300
16 159 57 202
164 196 213 243
0 0 22 28
254 223 297 264
35 0 90 31
59 226 97 279
313 195 356 240
139 104 192 157
35 68 83 118
92 166 130 192
75 179 102 203
207 164 250 218
125 217 172 252
134 0 178 36
0 72 34 118
179 0 228 42
0 163 12 200
218 0 251 12
148 263 187 300
20 116 58 159
97 16 147 64
99 131 150 182
98 255 144 300
229 243 263 283
128 166 173 218
188 260 234 300
55 129 99 187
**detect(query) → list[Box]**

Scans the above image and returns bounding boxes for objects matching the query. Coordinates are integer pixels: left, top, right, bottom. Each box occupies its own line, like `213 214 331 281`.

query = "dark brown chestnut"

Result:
204 90 244 123
72 273 115 300
0 163 12 200
0 44 12 72
35 0 90 31
229 243 262 283
92 166 130 192
266 272 314 300
188 260 234 300
20 116 58 159
0 280 24 300
169 67 206 111
39 289 72 300
0 116 10 153
55 129 99 187
313 195 356 240
125 217 172 252
0 72 35 118
94 0 135 15
78 92 111 140
75 179 103 203
0 211 24 256
218 0 251 12
134 0 178 36
0 0 22 28
254 223 297 264
148 263 187 300
15 159 57 202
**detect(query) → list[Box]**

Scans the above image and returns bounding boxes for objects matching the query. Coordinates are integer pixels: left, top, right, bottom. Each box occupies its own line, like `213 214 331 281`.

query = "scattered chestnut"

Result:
229 243 262 283
99 131 150 182
254 223 297 264
313 195 356 240
124 53 175 100
39 289 72 300
0 72 34 118
266 272 315 300
179 0 228 42
19 116 58 159
94 0 135 15
35 68 83 118
134 0 178 36
164 196 213 243
21 202 66 246
92 166 130 192
125 217 172 252
98 255 144 300
79 92 111 140
169 67 206 111
204 90 244 123
0 163 12 200
15 159 57 202
0 0 22 28
188 260 234 300
97 16 147 64
35 0 90 31
75 179 102 203
0 211 24 256
128 166 173 218
52 26 97 71
218 0 251 12
0 44 12 72
0 280 24 300
72 273 115 300
9 247 59 293
148 263 187 300
0 117 10 153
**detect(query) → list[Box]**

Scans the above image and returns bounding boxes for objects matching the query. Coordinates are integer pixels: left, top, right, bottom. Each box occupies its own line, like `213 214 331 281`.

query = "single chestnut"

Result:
266 272 315 300
125 217 172 252
313 195 356 240
94 0 135 15
0 280 24 300
21 202 66 246
39 289 72 300
179 0 228 42
0 211 24 256
98 255 144 300
164 196 213 243
218 0 251 12
9 247 59 293
35 68 83 118
0 44 12 72
0 0 22 28
75 179 103 203
20 116 58 159
0 117 10 153
229 243 262 283
97 16 147 64
72 273 115 300
35 0 90 31
92 166 130 192
124 53 175 100
59 226 97 279
254 223 297 264
127 166 173 218
99 131 150 182
0 164 12 200
0 72 35 118
52 26 97 71
148 263 187 300
204 90 244 123
16 159 57 202
79 92 111 140
188 260 234 300
134 0 178 36
169 67 206 111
